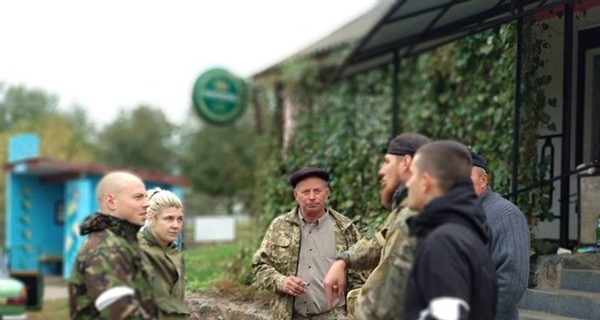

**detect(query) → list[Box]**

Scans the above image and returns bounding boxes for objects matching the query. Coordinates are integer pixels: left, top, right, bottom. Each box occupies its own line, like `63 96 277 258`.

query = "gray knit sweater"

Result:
480 188 530 320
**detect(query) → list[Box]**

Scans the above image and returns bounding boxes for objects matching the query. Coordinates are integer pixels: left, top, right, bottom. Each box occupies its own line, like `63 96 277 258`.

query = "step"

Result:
519 309 587 320
519 288 600 319
561 269 600 293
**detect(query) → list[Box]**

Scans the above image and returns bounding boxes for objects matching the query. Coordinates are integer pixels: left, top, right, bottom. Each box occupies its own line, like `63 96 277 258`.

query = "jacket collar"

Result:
284 206 353 230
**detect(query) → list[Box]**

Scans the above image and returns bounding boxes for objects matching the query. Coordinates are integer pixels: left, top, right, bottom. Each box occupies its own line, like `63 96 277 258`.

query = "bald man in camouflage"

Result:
323 133 430 320
69 171 158 320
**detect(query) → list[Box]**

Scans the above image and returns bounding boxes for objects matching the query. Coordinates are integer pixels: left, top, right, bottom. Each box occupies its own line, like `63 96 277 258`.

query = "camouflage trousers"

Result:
346 288 359 318
292 306 346 320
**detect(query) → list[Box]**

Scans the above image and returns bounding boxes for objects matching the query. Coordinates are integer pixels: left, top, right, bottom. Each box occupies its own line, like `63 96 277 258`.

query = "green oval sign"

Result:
192 68 246 125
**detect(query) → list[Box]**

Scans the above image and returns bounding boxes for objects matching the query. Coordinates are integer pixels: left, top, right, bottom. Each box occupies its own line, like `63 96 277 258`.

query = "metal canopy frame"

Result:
336 0 575 247
338 0 567 78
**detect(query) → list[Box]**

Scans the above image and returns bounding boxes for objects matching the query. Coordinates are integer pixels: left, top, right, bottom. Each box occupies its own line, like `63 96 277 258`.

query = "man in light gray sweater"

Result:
470 150 530 320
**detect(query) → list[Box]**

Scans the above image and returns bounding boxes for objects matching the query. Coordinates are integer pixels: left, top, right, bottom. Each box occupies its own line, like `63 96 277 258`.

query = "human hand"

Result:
282 276 306 297
324 259 347 309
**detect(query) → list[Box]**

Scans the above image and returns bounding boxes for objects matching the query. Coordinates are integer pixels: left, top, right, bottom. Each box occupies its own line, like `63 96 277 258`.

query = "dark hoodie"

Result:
79 213 141 239
404 181 498 320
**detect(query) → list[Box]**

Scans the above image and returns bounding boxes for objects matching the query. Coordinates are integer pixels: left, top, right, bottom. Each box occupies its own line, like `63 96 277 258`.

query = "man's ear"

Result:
402 155 412 170
422 172 435 192
106 193 116 210
481 172 489 187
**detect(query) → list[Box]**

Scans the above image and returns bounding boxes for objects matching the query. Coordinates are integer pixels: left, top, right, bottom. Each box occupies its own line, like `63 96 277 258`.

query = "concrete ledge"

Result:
561 269 600 293
534 253 600 289
519 309 587 320
519 288 600 319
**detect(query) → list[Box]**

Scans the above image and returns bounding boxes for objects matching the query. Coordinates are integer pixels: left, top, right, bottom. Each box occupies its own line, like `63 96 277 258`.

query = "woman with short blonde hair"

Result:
138 187 188 319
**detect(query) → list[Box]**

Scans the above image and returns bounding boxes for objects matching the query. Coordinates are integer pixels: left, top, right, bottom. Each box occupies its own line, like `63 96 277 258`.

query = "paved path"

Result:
43 276 68 301
44 284 68 300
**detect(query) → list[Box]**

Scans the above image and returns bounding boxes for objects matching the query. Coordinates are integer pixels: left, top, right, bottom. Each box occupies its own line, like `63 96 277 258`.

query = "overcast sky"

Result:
0 0 378 127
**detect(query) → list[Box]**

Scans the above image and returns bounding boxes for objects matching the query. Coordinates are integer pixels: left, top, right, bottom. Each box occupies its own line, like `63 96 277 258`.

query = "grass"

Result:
184 242 241 291
27 299 69 320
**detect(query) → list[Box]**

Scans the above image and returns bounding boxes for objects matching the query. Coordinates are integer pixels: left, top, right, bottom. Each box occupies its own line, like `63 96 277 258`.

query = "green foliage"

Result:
227 244 257 285
257 72 392 230
0 85 59 131
238 20 556 284
184 243 241 291
178 119 258 214
520 18 557 223
256 24 549 230
96 105 177 173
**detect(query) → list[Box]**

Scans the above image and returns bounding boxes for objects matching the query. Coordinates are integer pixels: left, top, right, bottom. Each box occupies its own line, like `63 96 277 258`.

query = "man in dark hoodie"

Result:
69 171 158 320
404 140 497 320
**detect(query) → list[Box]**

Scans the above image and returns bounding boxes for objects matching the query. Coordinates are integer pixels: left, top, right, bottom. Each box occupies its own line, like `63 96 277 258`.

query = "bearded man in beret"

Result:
324 132 430 320
253 167 365 320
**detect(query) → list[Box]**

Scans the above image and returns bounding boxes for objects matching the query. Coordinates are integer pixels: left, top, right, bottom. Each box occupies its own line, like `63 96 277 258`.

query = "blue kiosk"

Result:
3 134 189 281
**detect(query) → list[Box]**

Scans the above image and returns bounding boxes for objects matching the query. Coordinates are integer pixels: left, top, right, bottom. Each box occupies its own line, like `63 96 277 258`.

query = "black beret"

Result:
289 167 330 188
385 133 431 156
470 150 489 173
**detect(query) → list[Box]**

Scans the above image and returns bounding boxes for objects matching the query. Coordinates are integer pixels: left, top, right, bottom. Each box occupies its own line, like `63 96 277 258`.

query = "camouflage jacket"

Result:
69 213 158 320
252 207 365 320
344 186 408 272
138 227 188 319
344 205 403 271
351 205 417 320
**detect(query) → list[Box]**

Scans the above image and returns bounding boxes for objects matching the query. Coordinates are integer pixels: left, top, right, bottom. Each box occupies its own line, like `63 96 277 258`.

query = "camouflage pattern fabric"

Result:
253 207 366 320
350 206 417 320
69 213 158 320
138 227 188 319
344 206 404 271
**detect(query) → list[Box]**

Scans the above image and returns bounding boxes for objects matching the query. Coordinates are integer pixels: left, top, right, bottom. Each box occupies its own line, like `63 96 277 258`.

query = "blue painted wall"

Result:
8 134 39 162
7 174 64 272
5 134 187 278
63 177 97 278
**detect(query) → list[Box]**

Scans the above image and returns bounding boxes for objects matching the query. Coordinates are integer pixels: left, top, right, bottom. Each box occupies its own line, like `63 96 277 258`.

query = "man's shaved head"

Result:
95 171 149 225
96 172 143 210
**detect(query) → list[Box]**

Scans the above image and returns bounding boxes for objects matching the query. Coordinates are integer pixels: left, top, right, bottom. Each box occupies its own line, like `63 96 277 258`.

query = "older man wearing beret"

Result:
324 132 430 320
253 166 365 320
470 150 530 320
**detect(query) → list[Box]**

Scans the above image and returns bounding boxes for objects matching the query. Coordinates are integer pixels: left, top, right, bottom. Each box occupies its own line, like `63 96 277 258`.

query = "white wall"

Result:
193 216 236 242
530 5 600 240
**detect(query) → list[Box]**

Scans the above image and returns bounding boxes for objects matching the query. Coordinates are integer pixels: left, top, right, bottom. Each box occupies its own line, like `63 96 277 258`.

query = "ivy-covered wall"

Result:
257 20 552 227
231 20 556 285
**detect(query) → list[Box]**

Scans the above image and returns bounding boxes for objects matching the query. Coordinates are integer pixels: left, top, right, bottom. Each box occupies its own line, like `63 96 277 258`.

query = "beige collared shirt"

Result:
294 210 345 317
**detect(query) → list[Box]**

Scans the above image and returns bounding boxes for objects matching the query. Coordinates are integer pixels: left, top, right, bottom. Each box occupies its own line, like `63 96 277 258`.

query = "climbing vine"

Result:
232 19 557 284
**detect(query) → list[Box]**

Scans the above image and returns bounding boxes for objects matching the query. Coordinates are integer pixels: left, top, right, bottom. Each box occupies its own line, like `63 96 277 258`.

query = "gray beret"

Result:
289 167 329 188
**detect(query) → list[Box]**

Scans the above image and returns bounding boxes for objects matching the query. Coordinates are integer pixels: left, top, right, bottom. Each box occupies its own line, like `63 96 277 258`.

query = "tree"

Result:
96 105 177 173
0 85 96 247
0 85 59 131
178 119 258 215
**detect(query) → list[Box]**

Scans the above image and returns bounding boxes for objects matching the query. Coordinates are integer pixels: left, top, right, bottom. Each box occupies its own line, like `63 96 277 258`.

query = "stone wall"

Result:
534 253 600 289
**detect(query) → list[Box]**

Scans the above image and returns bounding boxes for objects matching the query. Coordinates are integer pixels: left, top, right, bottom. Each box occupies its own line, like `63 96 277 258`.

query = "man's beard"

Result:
380 186 394 209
